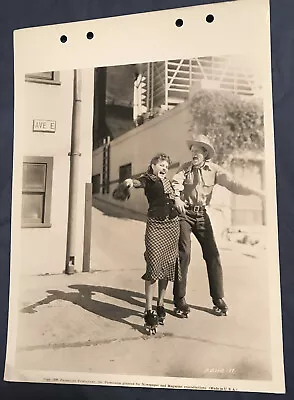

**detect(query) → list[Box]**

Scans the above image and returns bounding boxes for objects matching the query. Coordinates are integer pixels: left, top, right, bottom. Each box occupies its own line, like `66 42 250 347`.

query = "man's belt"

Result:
186 204 206 212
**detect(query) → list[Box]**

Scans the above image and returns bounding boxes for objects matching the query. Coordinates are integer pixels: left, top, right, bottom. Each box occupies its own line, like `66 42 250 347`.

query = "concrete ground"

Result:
14 201 272 382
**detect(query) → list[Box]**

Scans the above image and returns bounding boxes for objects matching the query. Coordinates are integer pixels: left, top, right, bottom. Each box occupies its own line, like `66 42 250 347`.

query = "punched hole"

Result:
206 14 214 23
60 35 67 43
87 31 94 40
175 19 184 27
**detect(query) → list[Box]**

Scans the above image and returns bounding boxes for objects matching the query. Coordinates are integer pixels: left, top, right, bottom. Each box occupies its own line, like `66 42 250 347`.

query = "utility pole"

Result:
65 69 82 274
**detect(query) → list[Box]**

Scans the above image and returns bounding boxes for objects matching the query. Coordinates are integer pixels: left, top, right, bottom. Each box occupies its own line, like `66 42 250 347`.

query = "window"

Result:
22 157 53 228
25 71 61 85
119 163 132 183
92 174 101 194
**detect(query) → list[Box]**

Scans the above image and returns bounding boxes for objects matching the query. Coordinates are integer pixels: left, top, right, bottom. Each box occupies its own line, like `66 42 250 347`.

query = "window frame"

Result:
119 163 132 183
25 71 61 86
92 173 101 194
21 156 54 228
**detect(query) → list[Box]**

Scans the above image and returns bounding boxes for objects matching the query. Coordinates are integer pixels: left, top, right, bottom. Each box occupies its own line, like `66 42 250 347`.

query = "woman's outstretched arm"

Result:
124 178 145 189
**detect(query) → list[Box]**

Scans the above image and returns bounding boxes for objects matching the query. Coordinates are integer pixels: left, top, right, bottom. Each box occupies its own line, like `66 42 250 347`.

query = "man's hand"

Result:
175 197 186 214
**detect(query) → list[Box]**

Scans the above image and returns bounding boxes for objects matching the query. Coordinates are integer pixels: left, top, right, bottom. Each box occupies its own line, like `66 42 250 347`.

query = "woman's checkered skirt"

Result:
142 216 181 281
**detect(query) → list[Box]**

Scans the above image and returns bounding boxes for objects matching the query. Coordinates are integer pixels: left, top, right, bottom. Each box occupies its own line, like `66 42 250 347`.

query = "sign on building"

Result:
33 119 56 133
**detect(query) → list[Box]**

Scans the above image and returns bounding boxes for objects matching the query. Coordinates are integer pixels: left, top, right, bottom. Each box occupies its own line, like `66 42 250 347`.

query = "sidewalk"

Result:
14 204 272 381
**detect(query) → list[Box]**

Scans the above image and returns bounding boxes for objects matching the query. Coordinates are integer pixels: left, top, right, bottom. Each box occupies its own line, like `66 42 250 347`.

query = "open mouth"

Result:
193 155 204 163
158 171 166 177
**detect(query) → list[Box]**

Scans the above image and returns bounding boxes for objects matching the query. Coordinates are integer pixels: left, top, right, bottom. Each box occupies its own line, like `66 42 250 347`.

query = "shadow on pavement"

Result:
21 285 216 335
69 285 217 316
21 287 146 335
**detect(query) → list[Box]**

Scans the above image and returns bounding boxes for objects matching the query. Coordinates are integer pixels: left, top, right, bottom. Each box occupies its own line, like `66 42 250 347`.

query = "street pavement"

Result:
15 200 272 382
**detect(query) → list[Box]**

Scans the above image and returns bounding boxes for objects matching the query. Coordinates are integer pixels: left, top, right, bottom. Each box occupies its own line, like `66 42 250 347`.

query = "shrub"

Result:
189 90 264 165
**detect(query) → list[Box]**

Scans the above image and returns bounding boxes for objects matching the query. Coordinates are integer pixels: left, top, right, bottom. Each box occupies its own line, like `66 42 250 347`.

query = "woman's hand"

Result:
124 178 133 188
112 181 132 201
175 197 186 214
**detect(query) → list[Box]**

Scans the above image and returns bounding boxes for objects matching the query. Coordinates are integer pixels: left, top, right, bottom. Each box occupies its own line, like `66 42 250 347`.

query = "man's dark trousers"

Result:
173 209 224 304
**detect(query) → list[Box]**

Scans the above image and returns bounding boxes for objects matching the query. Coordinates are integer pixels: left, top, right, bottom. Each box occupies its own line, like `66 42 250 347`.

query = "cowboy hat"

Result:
186 134 215 160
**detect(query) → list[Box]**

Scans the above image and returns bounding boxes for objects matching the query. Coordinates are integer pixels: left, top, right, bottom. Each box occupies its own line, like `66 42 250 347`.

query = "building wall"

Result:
21 69 94 275
230 158 264 226
92 102 239 236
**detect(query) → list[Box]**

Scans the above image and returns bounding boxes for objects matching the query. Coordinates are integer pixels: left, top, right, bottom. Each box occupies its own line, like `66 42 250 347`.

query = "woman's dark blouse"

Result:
133 174 178 220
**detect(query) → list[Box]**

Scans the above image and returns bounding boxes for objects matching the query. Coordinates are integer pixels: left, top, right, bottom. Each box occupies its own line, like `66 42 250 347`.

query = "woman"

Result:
113 153 181 334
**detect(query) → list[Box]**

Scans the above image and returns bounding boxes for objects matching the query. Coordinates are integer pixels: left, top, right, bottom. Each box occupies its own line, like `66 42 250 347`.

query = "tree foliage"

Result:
189 90 264 165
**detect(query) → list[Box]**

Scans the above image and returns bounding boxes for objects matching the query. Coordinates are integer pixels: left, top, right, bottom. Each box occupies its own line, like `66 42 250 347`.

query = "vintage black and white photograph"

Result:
5 0 285 394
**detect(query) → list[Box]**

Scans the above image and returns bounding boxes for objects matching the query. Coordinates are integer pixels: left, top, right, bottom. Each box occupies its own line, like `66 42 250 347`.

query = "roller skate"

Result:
144 310 158 335
174 298 190 318
212 298 228 316
156 305 166 325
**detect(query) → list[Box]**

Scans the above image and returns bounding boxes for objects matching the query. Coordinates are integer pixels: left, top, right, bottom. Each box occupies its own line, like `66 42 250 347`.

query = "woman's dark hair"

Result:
147 153 172 174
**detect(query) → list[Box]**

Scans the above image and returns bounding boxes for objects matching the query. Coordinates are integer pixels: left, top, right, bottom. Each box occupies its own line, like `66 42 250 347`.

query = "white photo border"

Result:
6 0 285 394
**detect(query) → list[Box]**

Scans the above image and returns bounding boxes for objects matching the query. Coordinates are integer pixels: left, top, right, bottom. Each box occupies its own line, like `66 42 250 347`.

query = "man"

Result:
172 134 264 317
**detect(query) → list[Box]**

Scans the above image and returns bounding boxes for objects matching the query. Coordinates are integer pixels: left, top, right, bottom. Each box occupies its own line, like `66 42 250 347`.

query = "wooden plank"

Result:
167 74 190 82
167 87 189 93
82 182 92 272
169 82 190 88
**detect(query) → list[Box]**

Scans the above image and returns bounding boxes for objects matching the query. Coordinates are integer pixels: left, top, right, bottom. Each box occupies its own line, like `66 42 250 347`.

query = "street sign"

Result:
33 119 56 133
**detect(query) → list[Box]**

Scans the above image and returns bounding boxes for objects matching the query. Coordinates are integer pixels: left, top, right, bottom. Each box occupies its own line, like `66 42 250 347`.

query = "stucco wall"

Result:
92 103 233 234
21 69 94 275
92 100 264 241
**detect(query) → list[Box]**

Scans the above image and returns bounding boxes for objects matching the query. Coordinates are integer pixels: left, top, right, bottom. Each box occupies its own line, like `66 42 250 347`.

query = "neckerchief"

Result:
142 173 175 200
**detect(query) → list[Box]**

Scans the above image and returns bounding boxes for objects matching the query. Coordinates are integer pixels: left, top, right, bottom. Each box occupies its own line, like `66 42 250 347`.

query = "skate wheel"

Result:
174 309 188 319
213 306 227 316
213 306 220 315
145 325 157 335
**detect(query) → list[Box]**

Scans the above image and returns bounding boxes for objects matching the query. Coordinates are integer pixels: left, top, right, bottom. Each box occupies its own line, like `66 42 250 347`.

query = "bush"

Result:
189 90 264 165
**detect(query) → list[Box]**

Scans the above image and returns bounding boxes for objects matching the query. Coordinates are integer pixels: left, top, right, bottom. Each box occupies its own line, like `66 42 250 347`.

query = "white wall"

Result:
92 100 264 241
93 103 189 213
92 102 232 221
21 69 94 275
